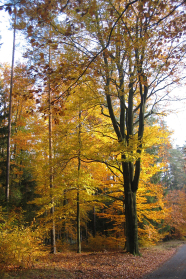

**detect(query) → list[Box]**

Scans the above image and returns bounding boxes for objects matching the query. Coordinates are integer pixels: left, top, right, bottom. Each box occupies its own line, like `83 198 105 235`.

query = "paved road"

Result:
143 245 186 279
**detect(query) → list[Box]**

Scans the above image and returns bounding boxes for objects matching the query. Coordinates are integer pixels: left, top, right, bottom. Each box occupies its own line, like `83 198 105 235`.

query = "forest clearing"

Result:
1 240 185 279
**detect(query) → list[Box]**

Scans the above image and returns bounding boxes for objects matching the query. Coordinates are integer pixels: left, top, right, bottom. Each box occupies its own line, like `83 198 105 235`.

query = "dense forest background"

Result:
0 0 186 267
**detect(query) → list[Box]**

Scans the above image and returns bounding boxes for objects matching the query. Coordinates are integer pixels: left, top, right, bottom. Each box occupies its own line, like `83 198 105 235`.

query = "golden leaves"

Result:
0 209 46 268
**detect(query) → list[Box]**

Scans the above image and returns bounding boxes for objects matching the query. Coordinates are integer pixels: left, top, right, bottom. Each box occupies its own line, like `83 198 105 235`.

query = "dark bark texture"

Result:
101 45 147 254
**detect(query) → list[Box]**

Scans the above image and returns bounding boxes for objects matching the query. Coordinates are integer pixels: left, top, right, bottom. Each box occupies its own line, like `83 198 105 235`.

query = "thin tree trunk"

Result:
48 44 56 254
77 186 81 253
62 190 67 244
6 8 16 205
93 206 96 237
77 109 81 253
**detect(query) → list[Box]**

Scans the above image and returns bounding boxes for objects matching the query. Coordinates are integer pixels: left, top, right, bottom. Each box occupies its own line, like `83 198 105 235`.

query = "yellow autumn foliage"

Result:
96 121 171 246
0 208 46 268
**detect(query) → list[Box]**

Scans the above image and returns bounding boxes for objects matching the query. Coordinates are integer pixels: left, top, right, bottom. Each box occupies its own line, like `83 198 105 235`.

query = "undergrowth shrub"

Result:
0 207 46 268
138 224 167 247
82 234 124 252
56 239 71 252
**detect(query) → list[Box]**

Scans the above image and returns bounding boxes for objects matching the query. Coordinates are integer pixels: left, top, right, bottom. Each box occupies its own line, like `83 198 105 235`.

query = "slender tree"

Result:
48 43 56 254
77 109 81 253
6 4 16 205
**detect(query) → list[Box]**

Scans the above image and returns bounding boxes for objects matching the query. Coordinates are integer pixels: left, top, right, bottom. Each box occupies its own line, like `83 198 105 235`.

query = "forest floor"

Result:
1 240 185 279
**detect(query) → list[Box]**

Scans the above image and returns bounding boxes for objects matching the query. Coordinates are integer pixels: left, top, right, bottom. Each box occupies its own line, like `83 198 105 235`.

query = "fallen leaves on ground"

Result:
1 242 184 279
38 248 176 279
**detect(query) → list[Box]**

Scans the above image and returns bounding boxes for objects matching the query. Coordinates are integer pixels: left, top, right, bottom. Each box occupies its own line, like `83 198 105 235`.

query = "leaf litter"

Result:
1 242 183 279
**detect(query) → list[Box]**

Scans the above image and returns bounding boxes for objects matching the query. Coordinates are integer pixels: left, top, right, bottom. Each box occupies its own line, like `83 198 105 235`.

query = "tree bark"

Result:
93 206 96 238
77 187 81 253
48 44 56 254
125 191 139 254
6 8 16 206
96 7 148 255
77 109 81 253
124 175 139 254
104 61 141 254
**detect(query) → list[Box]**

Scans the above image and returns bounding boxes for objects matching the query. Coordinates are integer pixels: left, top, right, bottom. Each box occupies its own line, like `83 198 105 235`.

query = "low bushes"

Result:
0 207 45 268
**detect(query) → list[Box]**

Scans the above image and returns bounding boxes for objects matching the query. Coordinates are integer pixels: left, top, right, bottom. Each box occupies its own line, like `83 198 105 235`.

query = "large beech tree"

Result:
52 0 186 254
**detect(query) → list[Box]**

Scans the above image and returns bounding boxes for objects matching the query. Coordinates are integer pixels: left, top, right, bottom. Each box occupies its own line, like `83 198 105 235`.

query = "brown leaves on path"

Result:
2 241 185 279
35 246 177 279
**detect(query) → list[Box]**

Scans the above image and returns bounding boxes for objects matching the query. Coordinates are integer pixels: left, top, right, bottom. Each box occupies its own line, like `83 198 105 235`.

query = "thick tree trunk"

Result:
102 37 144 255
123 160 139 255
124 187 139 254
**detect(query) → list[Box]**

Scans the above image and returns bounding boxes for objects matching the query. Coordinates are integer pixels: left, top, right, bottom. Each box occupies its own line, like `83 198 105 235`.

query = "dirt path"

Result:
143 244 186 279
